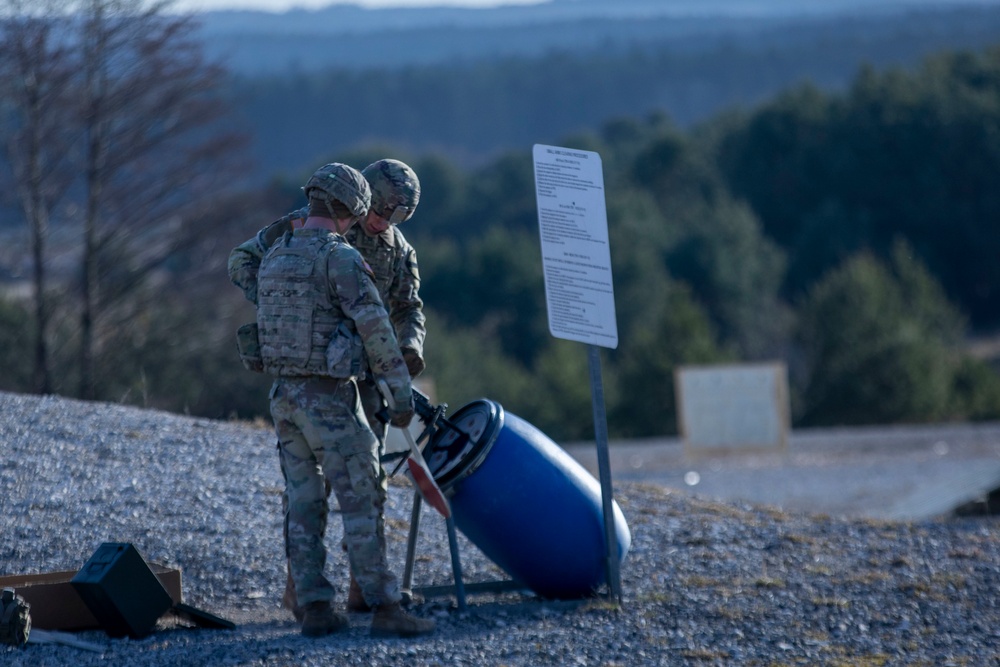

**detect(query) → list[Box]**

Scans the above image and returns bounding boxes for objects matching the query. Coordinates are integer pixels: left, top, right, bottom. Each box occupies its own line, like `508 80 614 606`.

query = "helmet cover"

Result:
362 159 420 223
303 163 371 217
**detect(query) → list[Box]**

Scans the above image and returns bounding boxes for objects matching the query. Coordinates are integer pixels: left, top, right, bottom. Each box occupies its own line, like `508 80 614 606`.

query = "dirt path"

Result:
563 421 1000 520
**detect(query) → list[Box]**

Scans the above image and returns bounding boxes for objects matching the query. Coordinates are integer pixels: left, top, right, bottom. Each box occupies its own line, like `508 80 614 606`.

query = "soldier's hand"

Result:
376 378 414 427
390 408 414 428
401 348 425 378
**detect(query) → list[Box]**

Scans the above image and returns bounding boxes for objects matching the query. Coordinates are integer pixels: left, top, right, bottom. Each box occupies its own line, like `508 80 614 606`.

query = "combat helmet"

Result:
362 159 420 224
303 163 371 219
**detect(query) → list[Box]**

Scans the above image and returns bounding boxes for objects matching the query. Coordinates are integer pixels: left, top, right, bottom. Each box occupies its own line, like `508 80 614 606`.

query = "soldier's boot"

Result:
283 564 304 622
346 574 372 613
370 602 435 638
301 601 349 638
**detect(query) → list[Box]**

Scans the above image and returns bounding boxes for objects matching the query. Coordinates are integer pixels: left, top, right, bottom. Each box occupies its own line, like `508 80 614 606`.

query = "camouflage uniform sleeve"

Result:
227 214 301 304
387 230 426 361
328 245 412 409
227 235 266 305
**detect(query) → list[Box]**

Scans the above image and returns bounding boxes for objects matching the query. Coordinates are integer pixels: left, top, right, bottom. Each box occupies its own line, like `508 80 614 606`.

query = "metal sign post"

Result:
587 344 621 604
532 143 622 603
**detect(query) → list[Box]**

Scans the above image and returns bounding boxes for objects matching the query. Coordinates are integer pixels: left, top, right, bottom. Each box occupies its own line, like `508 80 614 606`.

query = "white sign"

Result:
675 363 790 456
532 144 618 349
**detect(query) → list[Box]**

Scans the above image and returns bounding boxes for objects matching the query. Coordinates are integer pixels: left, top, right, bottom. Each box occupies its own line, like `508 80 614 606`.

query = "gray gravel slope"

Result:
2 391 999 666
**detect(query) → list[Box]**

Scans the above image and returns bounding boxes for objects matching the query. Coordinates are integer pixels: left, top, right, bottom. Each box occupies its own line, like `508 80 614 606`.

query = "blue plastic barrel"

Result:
424 398 631 599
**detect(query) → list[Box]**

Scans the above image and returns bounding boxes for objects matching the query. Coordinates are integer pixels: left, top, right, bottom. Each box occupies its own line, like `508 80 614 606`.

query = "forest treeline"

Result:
224 5 1000 179
3 6 1000 441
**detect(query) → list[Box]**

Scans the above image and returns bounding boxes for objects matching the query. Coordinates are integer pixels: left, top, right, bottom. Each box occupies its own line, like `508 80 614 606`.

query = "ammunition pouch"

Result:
325 322 365 379
236 322 264 373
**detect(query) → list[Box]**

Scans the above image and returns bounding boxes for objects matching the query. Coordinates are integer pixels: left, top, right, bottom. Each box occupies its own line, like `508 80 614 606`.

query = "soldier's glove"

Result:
389 407 414 429
377 378 414 427
401 348 425 378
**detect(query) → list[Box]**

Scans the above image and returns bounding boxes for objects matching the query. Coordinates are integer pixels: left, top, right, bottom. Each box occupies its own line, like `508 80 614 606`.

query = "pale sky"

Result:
173 0 540 12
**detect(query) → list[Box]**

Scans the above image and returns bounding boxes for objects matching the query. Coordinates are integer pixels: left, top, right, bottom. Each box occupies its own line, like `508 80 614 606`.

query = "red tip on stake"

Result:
407 457 451 519
373 379 450 518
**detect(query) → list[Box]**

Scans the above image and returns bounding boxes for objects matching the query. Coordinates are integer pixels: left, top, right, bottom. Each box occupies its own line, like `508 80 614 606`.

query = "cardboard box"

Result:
0 563 181 631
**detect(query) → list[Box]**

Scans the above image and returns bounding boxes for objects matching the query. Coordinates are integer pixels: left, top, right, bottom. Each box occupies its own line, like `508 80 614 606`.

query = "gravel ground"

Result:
2 391 1000 666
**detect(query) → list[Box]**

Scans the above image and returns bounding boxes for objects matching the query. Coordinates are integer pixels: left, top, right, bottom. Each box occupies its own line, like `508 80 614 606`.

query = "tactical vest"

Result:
256 232 363 378
0 588 30 647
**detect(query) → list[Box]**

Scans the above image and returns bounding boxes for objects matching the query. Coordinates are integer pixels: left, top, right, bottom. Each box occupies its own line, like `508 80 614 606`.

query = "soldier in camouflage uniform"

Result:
231 159 426 616
272 159 425 439
350 159 425 441
228 162 434 638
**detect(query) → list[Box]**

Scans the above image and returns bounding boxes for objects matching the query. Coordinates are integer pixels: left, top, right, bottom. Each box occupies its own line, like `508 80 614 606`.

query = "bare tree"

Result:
2 0 247 401
73 0 246 399
0 0 77 394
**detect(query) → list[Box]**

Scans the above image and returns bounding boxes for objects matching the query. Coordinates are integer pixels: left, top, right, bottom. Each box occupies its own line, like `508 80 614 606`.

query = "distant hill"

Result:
197 0 1000 181
195 0 1000 74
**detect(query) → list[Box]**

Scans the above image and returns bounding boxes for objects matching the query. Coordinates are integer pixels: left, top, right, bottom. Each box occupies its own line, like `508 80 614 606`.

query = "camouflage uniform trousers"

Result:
270 376 401 608
357 374 389 490
336 375 394 555
280 374 390 563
